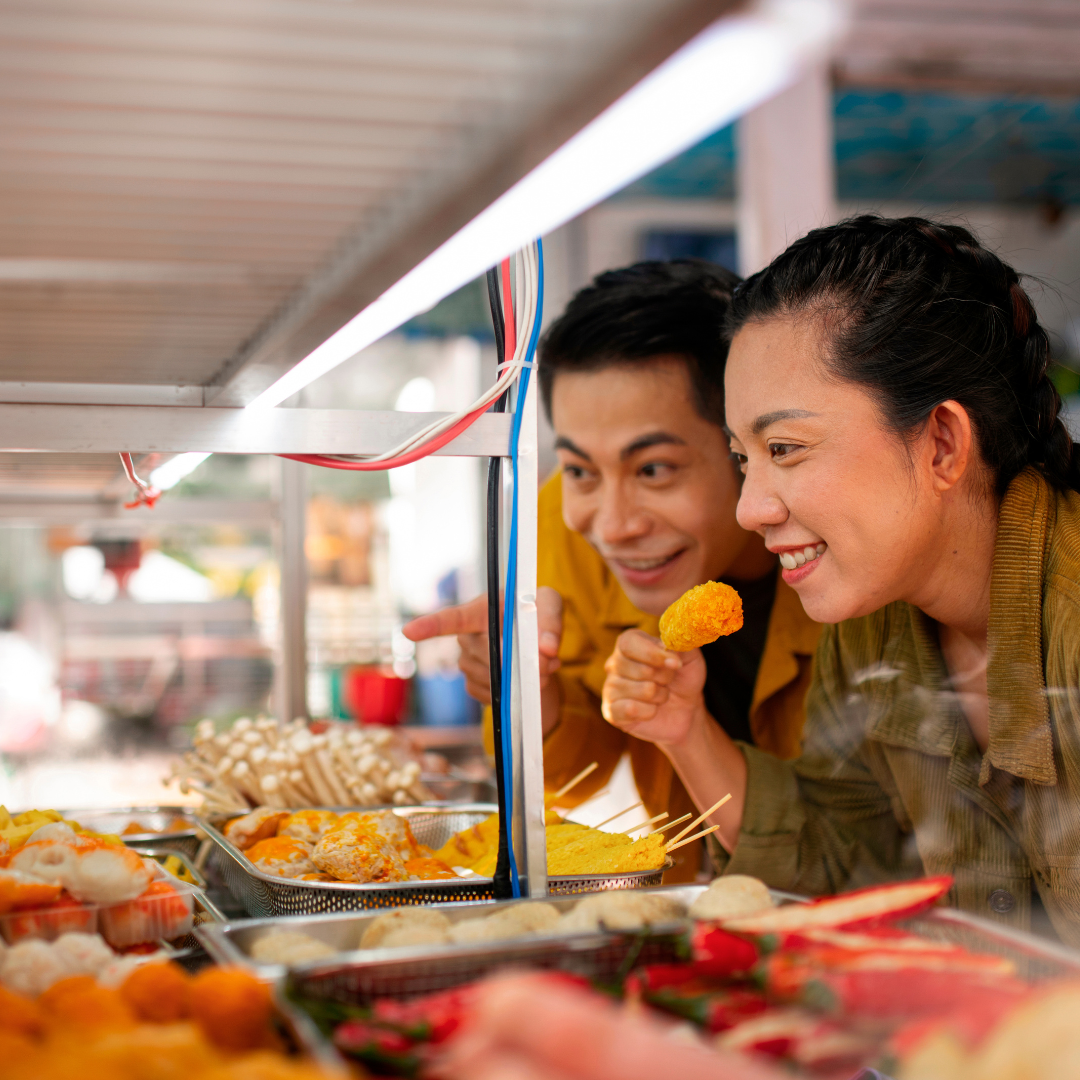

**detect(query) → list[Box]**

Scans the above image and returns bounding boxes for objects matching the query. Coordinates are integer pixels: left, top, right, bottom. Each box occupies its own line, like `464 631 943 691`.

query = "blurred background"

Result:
0 0 1077 803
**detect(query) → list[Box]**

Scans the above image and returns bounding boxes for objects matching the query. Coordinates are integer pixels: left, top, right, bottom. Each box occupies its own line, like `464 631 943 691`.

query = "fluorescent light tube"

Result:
150 452 212 491
247 0 846 412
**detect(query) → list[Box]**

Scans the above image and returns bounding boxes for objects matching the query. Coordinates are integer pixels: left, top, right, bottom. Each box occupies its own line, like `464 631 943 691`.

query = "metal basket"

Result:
201 804 670 917
59 805 202 859
197 888 694 1000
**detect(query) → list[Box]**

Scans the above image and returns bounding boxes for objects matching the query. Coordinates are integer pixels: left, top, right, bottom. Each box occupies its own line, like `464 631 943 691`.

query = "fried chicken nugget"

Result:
0 984 44 1038
119 961 191 1023
40 978 136 1031
189 968 273 1052
658 580 743 651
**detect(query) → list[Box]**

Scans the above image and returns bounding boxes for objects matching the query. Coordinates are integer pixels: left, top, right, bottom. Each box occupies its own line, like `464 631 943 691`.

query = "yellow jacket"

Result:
488 473 822 881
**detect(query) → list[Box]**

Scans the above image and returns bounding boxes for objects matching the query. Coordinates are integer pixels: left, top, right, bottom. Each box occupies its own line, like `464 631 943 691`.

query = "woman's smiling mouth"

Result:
774 543 826 584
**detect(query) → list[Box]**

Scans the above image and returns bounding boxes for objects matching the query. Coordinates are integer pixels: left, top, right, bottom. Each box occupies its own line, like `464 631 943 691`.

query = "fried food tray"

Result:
199 804 668 918
197 887 698 1001
59 805 202 859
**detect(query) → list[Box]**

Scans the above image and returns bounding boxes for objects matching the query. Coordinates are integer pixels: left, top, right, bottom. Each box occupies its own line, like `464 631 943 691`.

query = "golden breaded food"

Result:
246 836 315 879
658 580 743 651
277 810 339 846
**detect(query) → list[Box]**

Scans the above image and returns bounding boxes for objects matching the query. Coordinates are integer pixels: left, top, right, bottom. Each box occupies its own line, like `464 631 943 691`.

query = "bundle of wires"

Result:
278 245 542 472
483 241 543 898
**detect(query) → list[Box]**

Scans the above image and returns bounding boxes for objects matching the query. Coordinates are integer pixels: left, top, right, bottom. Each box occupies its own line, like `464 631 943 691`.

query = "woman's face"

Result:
725 316 951 624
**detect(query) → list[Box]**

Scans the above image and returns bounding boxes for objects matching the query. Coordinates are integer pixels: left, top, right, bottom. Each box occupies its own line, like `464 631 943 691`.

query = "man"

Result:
404 260 820 880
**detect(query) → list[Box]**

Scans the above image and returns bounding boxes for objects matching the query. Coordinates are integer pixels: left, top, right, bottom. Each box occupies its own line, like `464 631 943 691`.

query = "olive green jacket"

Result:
717 468 1080 943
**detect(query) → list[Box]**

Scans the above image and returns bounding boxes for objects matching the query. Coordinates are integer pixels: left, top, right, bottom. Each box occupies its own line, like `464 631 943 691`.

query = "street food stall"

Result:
2 0 1080 1078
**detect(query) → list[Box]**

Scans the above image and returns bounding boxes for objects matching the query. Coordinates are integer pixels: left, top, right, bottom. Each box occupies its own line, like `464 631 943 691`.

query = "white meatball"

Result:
689 875 775 922
360 907 451 949
51 932 116 978
378 925 450 949
561 892 686 933
1 939 69 997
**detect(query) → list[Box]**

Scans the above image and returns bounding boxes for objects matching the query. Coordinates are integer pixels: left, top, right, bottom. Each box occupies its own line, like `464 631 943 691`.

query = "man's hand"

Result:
601 629 708 748
401 589 564 716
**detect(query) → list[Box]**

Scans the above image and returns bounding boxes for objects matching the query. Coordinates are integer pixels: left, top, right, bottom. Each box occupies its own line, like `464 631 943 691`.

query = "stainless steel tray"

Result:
60 805 202 859
199 888 696 1004
201 804 669 917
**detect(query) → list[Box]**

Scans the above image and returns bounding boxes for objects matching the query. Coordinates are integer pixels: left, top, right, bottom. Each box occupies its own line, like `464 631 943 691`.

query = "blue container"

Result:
414 671 477 726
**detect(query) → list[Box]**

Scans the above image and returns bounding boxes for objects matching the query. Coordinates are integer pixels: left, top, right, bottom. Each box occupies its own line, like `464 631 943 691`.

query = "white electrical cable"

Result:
316 243 540 466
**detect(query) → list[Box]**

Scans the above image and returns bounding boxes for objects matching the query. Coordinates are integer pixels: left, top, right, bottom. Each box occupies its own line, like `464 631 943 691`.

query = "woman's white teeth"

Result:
779 544 826 571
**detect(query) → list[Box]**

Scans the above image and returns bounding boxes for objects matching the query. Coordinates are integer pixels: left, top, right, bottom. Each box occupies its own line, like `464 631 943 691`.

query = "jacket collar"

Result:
985 468 1056 785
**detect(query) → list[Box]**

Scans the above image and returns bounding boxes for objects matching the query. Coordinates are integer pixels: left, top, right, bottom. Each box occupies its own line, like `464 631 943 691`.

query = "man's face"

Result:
551 357 755 616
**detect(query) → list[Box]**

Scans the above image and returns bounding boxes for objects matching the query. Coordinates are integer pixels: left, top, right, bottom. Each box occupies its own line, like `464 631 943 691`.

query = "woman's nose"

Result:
736 465 788 533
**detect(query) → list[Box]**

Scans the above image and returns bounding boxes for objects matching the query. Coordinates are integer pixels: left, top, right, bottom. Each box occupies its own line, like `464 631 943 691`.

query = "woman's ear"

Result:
924 400 975 492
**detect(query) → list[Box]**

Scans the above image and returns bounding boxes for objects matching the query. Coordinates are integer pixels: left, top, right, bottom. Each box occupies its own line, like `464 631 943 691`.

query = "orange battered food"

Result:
277 810 339 846
658 580 743 651
311 816 407 884
188 967 274 1052
223 808 290 851
246 836 316 879
404 857 456 880
119 961 190 1023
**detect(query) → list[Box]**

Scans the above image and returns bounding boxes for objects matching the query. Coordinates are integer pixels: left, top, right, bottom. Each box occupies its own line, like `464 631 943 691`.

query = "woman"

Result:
601 215 1080 941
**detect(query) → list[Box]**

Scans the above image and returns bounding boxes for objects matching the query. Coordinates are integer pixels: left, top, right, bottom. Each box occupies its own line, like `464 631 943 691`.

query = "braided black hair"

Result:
538 259 740 426
727 215 1080 495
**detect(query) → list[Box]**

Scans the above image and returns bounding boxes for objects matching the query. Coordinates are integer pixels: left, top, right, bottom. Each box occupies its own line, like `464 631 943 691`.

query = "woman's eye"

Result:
729 451 748 473
769 443 802 460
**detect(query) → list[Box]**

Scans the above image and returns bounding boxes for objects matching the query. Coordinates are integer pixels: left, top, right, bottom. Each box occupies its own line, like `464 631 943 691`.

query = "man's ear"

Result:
925 400 975 492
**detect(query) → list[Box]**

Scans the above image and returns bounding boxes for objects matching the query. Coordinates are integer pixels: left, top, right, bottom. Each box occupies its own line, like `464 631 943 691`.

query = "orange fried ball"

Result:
0 984 45 1038
120 960 192 1022
189 967 274 1052
658 580 743 651
41 980 135 1031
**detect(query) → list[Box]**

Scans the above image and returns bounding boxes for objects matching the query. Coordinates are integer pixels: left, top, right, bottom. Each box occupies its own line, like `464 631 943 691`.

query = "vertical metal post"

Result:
277 457 308 723
510 362 548 897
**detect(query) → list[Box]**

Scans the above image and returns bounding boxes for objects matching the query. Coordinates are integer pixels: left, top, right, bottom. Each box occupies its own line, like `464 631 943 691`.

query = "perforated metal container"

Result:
200 804 669 917
197 887 697 998
60 805 202 859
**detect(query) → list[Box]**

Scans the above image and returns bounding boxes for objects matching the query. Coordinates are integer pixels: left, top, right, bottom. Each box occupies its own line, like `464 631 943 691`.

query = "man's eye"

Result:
639 462 673 479
769 443 802 460
562 464 588 479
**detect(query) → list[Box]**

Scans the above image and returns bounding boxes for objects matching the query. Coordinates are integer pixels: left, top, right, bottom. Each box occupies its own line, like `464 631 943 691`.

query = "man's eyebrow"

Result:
751 409 818 435
620 432 686 460
554 435 592 460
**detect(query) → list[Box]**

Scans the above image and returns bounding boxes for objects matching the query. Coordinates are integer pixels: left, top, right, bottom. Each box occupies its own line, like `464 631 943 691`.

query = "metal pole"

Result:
277 457 308 723
510 358 548 897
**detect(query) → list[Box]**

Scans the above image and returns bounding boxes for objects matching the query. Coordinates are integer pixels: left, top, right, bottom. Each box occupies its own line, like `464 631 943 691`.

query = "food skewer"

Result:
592 801 643 830
650 812 692 834
621 811 668 834
666 823 720 853
665 794 731 848
552 761 599 800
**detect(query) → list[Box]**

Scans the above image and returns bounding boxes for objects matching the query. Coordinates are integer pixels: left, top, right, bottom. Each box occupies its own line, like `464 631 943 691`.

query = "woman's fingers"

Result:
612 628 681 670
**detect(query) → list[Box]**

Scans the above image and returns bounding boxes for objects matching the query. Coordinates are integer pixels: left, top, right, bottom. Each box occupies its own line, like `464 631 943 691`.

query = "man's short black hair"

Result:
537 258 741 426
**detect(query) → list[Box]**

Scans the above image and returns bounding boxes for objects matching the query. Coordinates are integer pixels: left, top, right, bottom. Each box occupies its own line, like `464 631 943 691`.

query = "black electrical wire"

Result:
485 265 513 900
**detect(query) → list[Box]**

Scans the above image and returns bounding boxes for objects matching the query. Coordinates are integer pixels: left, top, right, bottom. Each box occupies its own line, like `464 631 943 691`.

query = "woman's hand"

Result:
601 629 708 748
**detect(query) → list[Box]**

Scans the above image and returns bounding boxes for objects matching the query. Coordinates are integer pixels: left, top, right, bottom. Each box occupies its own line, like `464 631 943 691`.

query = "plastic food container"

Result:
57 805 202 859
0 865 199 949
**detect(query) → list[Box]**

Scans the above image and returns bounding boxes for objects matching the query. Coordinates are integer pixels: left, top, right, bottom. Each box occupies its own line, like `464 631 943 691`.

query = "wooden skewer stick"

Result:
621 811 668 834
666 794 732 848
666 824 720 853
592 801 643 830
650 812 692 834
553 762 599 800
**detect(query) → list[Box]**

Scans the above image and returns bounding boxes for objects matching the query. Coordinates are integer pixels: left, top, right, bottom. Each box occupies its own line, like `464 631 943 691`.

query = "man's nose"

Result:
593 484 649 545
736 463 788 533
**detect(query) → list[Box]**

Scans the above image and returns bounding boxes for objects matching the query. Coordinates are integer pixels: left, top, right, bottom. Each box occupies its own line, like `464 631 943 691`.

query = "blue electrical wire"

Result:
498 238 544 898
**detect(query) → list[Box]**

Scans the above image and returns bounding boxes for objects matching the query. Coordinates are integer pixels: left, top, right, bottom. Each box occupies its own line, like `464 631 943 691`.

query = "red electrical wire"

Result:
500 256 516 363
279 400 489 471
118 452 160 509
